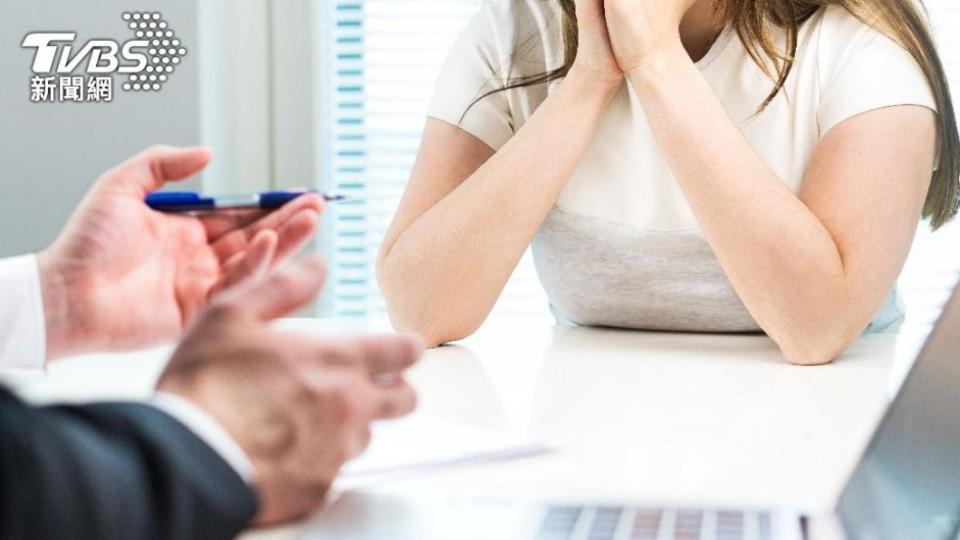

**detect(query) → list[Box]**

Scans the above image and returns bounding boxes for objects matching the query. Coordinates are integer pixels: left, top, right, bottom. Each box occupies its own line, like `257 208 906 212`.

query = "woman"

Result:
377 0 959 364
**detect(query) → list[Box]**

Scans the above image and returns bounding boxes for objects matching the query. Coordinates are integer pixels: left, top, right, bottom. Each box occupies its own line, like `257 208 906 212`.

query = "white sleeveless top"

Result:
427 1 936 332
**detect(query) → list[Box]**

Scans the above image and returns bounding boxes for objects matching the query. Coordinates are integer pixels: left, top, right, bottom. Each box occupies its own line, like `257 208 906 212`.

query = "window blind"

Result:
322 0 551 320
321 0 960 325
899 0 960 327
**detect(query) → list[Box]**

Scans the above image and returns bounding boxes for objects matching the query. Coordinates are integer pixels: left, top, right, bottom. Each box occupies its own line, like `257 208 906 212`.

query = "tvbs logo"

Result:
22 12 188 103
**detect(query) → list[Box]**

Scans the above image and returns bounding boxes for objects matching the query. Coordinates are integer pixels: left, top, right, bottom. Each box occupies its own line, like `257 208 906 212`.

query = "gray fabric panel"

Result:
532 207 902 334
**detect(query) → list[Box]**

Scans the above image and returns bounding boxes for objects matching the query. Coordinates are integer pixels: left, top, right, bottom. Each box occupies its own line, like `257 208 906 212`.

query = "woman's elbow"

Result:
771 324 859 367
779 343 842 366
386 306 481 348
377 266 480 347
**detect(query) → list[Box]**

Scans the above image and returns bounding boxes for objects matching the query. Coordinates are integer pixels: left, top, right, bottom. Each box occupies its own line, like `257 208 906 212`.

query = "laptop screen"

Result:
836 283 960 540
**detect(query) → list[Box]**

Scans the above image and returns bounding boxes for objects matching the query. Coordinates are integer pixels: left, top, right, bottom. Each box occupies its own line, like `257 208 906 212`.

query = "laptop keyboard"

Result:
537 506 773 540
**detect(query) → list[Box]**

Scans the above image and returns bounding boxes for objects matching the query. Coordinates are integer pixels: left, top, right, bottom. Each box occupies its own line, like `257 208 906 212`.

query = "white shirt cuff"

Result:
0 255 47 372
152 392 256 484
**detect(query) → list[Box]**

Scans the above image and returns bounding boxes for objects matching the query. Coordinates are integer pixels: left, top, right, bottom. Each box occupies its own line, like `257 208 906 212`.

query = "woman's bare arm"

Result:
378 0 624 346
605 0 937 364
378 72 618 346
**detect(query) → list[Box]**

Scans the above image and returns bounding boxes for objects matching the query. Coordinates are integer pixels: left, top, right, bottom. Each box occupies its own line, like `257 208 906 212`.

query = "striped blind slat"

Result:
324 0 548 319
900 0 960 327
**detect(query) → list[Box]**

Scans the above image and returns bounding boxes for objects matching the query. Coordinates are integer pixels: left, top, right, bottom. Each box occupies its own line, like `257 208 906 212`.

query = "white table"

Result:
10 318 933 538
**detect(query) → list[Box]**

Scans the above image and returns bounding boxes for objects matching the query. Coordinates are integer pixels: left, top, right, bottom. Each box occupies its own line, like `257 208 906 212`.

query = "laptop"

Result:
305 282 960 540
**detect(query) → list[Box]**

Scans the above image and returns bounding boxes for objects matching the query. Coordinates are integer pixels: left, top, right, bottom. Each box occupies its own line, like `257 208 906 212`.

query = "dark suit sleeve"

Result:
0 387 258 540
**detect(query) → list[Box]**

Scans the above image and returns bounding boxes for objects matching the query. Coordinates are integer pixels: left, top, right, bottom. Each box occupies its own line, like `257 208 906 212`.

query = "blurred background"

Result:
0 0 957 324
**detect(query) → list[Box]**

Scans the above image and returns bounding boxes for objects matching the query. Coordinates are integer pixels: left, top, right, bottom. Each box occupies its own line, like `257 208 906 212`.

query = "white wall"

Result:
0 0 201 257
198 0 272 194
198 0 320 194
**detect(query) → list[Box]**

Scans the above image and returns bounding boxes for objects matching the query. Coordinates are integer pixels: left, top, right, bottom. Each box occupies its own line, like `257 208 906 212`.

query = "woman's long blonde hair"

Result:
474 0 959 228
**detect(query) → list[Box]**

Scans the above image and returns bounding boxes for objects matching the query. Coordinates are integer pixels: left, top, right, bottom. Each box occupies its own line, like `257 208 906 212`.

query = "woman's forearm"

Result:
626 46 865 364
379 70 619 345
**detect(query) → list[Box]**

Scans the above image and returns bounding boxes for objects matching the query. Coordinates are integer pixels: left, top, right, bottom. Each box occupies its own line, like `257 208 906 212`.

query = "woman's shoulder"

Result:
477 0 561 24
459 0 564 77
468 0 563 49
806 4 913 59
799 5 935 132
814 4 875 30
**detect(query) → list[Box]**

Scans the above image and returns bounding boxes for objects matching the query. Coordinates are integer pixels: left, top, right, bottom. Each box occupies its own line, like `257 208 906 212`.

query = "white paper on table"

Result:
338 417 553 487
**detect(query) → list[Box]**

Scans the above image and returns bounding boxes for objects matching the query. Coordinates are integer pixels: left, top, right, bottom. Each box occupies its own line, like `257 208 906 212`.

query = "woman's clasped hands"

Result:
570 0 703 86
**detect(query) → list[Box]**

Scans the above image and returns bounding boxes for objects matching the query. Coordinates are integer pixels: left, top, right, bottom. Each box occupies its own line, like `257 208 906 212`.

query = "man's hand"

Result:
158 256 423 525
38 145 324 360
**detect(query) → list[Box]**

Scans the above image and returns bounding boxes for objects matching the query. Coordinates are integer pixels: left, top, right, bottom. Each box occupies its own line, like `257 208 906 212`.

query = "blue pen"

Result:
146 191 346 213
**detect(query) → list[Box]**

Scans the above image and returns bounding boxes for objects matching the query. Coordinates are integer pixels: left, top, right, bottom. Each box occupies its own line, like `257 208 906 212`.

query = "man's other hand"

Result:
158 256 423 524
